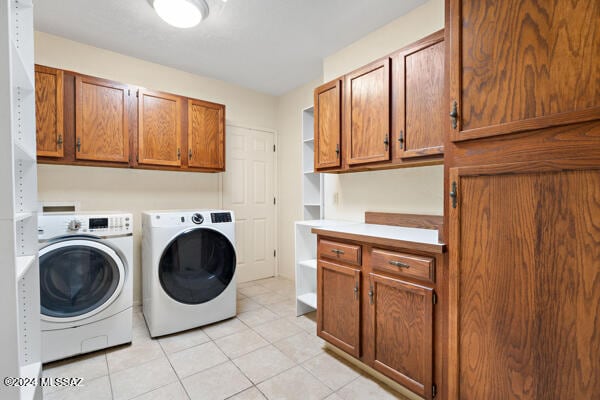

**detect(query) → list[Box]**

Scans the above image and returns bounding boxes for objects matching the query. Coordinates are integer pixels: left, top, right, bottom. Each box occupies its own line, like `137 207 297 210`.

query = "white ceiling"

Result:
34 0 427 95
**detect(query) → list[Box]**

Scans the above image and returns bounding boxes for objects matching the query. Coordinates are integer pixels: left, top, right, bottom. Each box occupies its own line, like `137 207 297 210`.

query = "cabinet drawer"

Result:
371 249 434 283
319 240 361 266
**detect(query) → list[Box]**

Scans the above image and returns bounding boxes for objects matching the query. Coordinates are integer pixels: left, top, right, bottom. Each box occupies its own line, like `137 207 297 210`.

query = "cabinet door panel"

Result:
139 90 182 166
75 76 129 162
393 32 444 159
314 79 342 170
370 273 433 398
448 165 600 399
346 59 391 165
317 260 361 357
188 99 225 170
449 0 600 141
35 65 64 158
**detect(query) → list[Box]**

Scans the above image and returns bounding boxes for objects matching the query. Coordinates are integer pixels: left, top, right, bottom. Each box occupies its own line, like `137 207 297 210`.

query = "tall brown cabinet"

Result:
445 0 600 399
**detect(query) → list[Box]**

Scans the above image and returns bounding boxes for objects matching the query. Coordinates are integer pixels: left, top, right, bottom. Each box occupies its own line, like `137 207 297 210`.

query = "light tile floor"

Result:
43 277 407 400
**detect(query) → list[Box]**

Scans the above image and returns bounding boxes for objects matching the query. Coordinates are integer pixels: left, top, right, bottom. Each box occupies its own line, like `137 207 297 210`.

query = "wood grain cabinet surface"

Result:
370 273 433 399
75 75 130 163
314 79 342 171
392 30 444 160
35 65 226 172
445 1 600 399
345 58 391 166
35 65 64 158
188 98 225 170
317 259 362 357
313 31 446 174
316 233 443 400
447 0 600 142
138 89 182 167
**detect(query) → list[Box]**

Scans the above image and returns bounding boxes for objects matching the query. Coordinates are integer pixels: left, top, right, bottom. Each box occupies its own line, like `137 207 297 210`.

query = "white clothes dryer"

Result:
38 213 133 363
142 210 236 337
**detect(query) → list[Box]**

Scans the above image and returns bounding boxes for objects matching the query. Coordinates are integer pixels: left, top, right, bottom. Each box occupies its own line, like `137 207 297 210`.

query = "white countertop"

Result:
314 223 440 245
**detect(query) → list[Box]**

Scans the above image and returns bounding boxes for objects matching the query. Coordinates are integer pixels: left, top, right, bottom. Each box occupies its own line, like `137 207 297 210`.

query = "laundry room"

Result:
2 0 599 400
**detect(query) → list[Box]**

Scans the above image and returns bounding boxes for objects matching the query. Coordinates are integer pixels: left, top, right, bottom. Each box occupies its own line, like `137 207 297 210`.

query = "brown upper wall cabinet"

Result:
314 79 342 171
448 0 600 142
392 30 444 160
345 58 391 166
138 89 183 167
314 31 446 174
35 65 226 172
188 99 225 170
35 65 64 158
75 75 131 163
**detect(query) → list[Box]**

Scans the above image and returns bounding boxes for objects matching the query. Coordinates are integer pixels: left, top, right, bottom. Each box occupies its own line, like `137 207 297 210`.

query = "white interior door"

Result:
223 125 276 282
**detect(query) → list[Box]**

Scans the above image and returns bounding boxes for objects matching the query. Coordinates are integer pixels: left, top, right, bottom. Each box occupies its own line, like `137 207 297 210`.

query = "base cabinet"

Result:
370 273 433 399
316 236 443 399
317 260 361 357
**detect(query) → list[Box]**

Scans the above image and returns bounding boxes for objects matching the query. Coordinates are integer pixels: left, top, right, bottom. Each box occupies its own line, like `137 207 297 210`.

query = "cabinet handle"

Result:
398 130 404 144
177 148 181 160
353 283 359 300
389 260 410 269
335 143 340 158
368 285 374 305
450 101 458 129
383 134 389 150
57 134 63 147
331 249 345 255
189 149 192 159
76 137 81 152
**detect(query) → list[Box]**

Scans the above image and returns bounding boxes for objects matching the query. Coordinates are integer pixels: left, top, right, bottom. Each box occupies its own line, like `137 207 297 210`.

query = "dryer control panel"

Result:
211 212 232 223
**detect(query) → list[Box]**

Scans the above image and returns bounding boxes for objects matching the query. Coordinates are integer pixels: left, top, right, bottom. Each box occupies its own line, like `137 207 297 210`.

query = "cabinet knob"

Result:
368 285 374 304
353 283 359 300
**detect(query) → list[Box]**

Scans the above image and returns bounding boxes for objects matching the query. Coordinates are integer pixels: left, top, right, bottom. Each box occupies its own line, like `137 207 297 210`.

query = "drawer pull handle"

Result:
331 249 345 255
389 260 410 268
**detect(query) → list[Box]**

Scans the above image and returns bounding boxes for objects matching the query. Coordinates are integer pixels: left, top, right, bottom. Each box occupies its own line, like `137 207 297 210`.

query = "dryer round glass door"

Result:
39 239 126 323
159 228 236 304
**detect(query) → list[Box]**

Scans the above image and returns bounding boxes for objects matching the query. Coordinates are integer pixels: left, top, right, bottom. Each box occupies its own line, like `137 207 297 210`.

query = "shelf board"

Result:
297 292 317 309
304 170 317 174
15 212 33 222
14 140 36 162
20 361 41 400
303 138 314 143
304 203 321 207
11 41 34 92
15 255 36 282
298 259 317 270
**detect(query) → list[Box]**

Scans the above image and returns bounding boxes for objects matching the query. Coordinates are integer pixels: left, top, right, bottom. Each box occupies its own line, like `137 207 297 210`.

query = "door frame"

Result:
220 121 279 277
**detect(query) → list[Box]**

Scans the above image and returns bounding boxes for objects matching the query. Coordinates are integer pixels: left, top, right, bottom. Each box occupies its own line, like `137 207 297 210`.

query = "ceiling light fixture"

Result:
149 0 209 28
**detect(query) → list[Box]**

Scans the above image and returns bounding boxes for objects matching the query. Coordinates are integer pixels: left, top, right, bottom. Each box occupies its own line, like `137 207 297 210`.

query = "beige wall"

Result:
275 78 321 279
35 32 278 304
322 0 445 221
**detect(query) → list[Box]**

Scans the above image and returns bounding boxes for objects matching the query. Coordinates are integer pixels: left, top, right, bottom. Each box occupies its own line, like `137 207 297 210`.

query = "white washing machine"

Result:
38 212 133 363
142 210 236 337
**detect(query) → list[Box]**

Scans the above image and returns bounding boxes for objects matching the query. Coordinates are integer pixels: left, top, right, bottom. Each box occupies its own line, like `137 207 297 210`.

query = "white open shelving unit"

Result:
301 107 323 220
1 0 42 399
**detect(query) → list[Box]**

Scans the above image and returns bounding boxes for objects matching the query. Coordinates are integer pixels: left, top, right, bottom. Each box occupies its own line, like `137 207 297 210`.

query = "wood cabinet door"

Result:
448 164 600 400
314 79 342 170
369 273 433 399
392 31 444 160
75 76 130 162
188 99 225 170
345 58 391 165
448 0 600 142
138 89 182 166
317 260 361 357
35 65 64 158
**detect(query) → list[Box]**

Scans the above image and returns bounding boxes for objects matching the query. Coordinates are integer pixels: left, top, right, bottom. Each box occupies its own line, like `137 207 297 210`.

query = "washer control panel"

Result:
211 212 232 223
38 213 133 240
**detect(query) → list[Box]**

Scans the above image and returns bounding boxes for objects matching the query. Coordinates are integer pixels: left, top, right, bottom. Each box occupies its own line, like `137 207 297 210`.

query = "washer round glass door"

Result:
39 239 126 323
159 228 236 304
